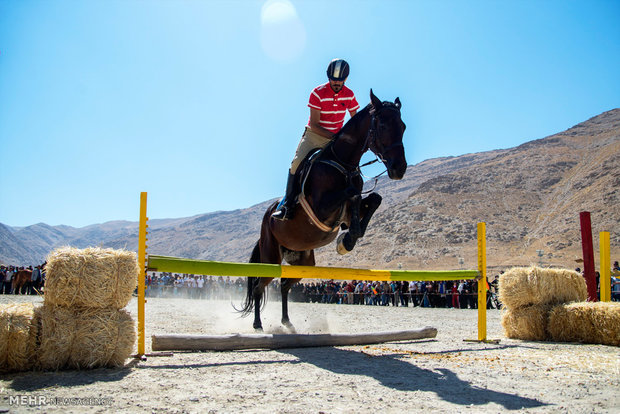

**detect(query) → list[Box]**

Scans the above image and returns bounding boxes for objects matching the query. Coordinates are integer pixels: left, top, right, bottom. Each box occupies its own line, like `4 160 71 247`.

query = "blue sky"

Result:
1 0 619 228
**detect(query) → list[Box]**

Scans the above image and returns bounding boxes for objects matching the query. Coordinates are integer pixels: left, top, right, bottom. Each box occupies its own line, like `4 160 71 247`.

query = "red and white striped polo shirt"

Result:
307 82 360 133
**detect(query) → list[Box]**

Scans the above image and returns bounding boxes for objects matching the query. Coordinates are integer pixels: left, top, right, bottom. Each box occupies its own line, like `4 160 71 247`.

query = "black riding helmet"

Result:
326 59 350 81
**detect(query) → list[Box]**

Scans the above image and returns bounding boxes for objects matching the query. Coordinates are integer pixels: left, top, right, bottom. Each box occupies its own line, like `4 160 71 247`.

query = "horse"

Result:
12 269 32 294
240 89 407 331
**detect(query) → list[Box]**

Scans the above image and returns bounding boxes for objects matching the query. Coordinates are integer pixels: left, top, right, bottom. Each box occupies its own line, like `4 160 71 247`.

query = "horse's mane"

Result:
337 104 371 137
336 100 400 138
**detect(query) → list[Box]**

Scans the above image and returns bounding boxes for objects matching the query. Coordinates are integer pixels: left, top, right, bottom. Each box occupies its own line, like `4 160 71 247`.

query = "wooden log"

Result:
151 327 437 351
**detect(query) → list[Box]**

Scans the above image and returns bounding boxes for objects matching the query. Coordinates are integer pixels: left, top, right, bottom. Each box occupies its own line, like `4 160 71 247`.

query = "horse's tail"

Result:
249 240 261 263
238 241 262 316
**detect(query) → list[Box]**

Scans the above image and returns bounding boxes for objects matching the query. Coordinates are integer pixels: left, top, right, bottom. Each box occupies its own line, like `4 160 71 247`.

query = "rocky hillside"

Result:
2 109 618 272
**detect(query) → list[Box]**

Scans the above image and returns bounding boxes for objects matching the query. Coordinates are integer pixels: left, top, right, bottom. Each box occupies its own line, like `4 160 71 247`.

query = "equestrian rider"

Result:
272 58 360 220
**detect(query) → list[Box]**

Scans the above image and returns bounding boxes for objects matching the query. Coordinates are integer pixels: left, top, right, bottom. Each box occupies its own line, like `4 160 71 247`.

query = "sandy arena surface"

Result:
1 294 619 413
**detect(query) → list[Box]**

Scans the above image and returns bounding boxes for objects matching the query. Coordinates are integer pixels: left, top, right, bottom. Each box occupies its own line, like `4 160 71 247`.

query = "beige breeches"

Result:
290 128 332 174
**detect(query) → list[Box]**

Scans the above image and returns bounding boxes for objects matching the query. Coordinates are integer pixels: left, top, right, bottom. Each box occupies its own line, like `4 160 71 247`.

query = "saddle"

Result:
292 146 361 232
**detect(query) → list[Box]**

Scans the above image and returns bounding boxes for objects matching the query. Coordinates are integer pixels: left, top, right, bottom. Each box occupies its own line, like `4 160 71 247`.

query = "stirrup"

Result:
272 197 288 220
272 200 295 221
272 206 288 221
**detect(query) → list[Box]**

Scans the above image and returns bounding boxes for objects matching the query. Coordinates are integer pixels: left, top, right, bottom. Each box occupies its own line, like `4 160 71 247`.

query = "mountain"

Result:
317 109 620 271
1 109 618 272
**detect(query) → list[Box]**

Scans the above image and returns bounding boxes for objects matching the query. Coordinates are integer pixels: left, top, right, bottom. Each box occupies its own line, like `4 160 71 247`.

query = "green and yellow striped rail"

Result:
147 255 479 282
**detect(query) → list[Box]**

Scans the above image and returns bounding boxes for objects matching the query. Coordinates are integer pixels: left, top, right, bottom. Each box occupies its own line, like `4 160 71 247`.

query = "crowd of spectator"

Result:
2 260 619 304
0 264 45 295
144 272 246 300
144 272 496 308
145 271 509 309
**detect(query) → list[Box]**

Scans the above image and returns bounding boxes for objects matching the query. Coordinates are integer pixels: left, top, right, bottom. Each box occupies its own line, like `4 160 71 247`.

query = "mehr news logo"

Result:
9 395 113 406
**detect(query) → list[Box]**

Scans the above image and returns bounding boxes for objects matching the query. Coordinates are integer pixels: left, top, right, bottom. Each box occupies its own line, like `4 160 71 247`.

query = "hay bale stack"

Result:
548 302 620 346
500 304 553 341
499 266 588 342
0 303 40 373
498 266 587 309
38 306 135 370
35 246 139 370
45 247 138 309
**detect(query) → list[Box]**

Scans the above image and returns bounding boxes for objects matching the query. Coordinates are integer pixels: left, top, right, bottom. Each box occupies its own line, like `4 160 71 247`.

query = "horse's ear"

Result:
395 97 401 109
370 89 382 111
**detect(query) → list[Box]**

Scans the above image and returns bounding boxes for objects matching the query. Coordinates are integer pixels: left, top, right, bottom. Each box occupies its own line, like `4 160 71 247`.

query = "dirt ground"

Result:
1 294 619 413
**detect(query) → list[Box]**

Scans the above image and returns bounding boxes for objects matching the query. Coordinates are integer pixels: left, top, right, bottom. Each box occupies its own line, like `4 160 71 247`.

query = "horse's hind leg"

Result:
281 250 314 331
251 216 283 331
252 277 273 331
280 278 301 332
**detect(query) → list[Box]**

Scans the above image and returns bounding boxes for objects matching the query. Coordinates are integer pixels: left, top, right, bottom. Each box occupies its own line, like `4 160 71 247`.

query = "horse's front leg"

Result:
282 250 314 332
358 192 382 236
337 193 382 255
337 194 361 255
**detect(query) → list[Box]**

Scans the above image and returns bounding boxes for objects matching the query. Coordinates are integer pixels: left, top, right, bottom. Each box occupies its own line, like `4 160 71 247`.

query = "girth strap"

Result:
299 195 340 233
296 153 357 234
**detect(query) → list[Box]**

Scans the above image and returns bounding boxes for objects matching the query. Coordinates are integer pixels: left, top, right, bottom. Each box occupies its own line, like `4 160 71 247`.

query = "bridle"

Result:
366 103 405 163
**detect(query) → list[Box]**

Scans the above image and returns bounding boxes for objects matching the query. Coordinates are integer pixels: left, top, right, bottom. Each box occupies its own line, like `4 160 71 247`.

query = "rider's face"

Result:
329 79 346 93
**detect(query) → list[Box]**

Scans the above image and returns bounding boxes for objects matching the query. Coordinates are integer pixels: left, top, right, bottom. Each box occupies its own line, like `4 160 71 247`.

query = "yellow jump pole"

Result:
477 222 487 341
464 222 497 344
599 231 611 302
137 192 148 356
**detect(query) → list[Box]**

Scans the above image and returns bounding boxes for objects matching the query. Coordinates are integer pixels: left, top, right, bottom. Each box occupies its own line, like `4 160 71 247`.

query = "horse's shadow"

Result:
280 345 547 410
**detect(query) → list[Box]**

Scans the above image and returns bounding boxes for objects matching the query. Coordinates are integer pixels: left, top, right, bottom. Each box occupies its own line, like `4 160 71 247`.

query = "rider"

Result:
272 58 360 221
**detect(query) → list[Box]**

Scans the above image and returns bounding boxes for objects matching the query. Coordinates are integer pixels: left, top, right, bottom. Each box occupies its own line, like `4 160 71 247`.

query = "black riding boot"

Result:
272 172 297 221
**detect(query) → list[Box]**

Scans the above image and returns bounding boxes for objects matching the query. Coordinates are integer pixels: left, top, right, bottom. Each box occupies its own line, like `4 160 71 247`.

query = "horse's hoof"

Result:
336 233 351 255
282 321 297 334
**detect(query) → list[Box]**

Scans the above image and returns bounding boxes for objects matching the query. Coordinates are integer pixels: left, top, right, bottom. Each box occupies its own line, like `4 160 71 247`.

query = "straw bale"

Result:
38 305 135 370
0 303 40 373
501 304 553 341
45 246 138 309
548 302 620 346
498 266 587 309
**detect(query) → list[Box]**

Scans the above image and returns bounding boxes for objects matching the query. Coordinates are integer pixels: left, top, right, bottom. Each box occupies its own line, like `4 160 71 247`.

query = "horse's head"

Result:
368 89 407 180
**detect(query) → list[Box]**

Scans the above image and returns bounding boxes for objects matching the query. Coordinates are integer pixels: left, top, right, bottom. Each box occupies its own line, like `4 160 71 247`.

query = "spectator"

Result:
380 281 390 306
354 280 364 305
421 282 430 307
390 281 399 307
612 275 620 302
401 280 409 307
346 280 355 304
0 266 8 294
438 281 446 308
30 265 42 294
451 281 460 309
409 281 418 307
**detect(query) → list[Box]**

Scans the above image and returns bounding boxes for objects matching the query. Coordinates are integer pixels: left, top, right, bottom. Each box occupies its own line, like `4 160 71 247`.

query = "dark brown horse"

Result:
240 90 407 330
